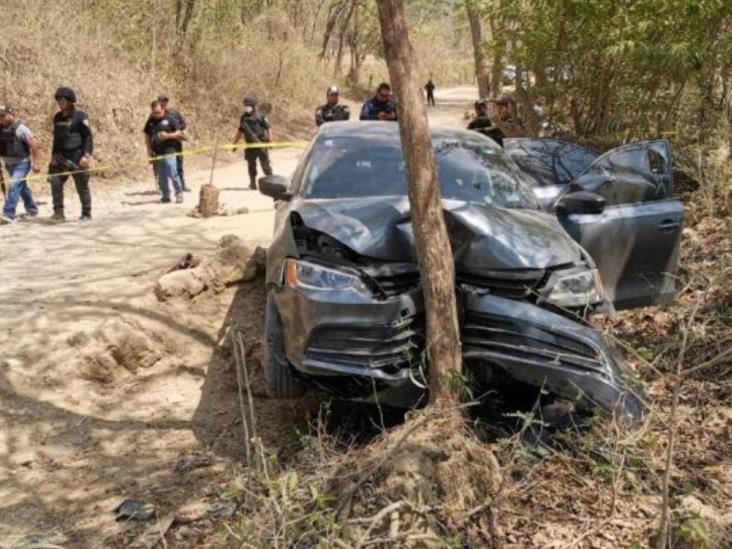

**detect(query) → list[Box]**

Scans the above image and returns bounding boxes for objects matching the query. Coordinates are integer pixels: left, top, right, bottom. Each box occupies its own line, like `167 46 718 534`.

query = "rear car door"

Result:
556 140 683 310
504 138 598 208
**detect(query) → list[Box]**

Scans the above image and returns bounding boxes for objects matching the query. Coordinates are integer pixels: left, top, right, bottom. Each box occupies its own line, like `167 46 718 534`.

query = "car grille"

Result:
462 312 608 376
305 314 424 371
456 269 546 300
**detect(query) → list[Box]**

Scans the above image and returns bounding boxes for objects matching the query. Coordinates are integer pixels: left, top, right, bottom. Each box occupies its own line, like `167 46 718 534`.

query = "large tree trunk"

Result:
376 0 463 406
466 0 490 99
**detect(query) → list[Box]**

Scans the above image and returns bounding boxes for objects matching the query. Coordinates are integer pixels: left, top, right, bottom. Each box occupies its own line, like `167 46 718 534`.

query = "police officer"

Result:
359 82 397 121
0 105 40 223
145 100 185 203
158 94 188 191
467 99 492 135
424 78 436 107
315 85 350 127
232 95 273 190
49 87 93 222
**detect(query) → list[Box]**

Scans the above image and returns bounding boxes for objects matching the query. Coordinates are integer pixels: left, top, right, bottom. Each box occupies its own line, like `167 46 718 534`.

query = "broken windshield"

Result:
300 134 538 209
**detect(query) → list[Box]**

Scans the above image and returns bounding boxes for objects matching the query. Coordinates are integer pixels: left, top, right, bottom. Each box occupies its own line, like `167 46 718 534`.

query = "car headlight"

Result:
542 267 604 308
285 259 367 292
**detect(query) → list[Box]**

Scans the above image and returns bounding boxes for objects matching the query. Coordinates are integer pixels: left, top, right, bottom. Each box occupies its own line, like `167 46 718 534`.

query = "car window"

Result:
571 142 671 206
505 139 597 187
301 134 538 209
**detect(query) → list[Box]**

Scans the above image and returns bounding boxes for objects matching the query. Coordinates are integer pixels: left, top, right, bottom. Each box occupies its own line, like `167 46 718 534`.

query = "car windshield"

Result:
300 133 538 209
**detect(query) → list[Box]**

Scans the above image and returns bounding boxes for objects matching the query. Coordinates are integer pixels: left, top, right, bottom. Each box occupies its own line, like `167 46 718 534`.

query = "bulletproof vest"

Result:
369 98 396 117
240 114 268 141
319 104 350 124
0 122 29 158
53 111 84 151
149 115 178 152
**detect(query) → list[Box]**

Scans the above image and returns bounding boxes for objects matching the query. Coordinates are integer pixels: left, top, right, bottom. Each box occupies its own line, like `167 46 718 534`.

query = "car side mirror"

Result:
259 175 292 200
555 190 606 215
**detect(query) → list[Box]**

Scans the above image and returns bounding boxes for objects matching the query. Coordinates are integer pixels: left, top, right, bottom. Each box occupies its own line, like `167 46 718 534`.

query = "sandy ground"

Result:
0 88 476 547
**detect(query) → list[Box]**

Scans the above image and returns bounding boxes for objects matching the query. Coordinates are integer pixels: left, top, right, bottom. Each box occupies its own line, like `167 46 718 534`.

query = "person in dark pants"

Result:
424 78 436 106
315 85 350 126
49 87 93 222
359 82 398 121
0 105 40 223
145 100 185 203
232 95 272 190
158 94 188 191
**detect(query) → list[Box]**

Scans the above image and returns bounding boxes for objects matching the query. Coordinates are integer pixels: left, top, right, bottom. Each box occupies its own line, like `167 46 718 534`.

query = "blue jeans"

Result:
3 158 38 219
153 154 183 200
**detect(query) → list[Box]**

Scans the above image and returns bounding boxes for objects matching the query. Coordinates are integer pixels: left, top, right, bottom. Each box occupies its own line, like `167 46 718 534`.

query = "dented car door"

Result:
555 140 683 310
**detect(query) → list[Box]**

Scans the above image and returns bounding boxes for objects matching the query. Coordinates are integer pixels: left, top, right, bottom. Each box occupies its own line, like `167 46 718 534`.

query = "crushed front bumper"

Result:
275 283 645 419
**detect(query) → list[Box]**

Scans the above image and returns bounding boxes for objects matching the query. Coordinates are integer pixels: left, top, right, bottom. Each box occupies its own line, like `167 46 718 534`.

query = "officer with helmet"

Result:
49 86 93 221
232 94 273 190
314 85 350 127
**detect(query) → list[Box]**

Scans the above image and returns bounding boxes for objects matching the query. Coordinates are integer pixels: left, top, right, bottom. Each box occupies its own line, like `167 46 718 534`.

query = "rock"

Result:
154 269 207 301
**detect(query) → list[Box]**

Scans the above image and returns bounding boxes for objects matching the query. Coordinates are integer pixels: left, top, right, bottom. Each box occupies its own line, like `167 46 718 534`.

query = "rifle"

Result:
46 155 82 185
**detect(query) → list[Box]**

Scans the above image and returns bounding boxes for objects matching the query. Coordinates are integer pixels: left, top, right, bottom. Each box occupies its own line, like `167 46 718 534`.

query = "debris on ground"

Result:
173 455 213 474
127 514 175 549
154 235 266 301
206 500 238 518
168 252 201 272
187 204 250 218
60 317 167 382
113 499 157 522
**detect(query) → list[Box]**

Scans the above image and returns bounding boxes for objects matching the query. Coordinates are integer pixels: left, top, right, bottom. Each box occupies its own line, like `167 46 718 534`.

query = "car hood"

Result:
292 196 583 270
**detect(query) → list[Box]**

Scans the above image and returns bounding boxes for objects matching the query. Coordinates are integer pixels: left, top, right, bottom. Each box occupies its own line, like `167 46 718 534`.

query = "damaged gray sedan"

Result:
258 122 683 420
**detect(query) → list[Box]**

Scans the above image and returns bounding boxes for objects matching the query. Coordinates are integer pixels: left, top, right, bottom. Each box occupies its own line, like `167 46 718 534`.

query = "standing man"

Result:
359 82 398 121
157 94 188 191
424 77 436 107
490 96 525 142
49 87 93 222
315 85 350 127
467 99 492 135
0 105 39 223
145 100 184 203
232 94 272 190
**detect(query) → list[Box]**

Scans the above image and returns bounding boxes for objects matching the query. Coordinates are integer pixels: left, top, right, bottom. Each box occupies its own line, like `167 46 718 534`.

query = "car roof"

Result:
316 120 491 143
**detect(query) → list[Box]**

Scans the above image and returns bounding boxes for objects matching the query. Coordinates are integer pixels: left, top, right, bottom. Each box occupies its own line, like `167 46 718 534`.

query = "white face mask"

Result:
244 105 254 114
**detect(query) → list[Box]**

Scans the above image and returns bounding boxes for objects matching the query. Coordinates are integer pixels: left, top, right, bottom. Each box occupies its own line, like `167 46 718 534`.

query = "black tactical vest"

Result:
0 122 29 158
53 113 84 151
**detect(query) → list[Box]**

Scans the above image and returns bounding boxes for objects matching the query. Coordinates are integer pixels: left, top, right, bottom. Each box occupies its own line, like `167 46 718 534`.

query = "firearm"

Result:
46 155 82 185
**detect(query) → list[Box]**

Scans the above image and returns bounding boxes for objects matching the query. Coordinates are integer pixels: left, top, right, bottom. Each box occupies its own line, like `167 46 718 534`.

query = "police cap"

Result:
243 94 257 106
54 86 77 103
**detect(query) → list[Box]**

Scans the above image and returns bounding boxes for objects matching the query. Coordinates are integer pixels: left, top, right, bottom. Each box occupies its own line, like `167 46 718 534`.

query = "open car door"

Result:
554 140 683 310
504 138 598 209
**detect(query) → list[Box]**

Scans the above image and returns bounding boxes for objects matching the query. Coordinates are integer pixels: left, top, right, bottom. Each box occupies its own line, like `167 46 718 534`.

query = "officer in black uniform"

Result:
232 95 273 190
49 87 93 221
467 99 492 134
158 94 188 191
315 85 350 127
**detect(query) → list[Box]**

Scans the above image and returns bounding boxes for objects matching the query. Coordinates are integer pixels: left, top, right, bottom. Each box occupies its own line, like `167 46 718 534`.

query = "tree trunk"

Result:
199 183 219 218
466 0 490 99
376 0 463 406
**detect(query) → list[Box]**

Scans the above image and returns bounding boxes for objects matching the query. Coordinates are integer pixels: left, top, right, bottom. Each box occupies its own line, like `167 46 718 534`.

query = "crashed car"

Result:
258 122 683 420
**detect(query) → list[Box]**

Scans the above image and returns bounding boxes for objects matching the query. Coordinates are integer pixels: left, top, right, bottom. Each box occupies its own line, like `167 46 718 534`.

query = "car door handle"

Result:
658 219 680 232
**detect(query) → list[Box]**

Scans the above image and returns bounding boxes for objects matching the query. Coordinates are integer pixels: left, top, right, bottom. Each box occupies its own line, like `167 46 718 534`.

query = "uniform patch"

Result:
82 118 90 127
161 120 170 126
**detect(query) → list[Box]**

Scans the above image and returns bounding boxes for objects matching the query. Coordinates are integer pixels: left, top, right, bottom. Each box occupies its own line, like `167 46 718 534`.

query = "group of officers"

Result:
0 82 523 223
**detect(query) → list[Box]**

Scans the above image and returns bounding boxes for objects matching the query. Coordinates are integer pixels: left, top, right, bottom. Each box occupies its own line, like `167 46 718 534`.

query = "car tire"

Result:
264 291 306 399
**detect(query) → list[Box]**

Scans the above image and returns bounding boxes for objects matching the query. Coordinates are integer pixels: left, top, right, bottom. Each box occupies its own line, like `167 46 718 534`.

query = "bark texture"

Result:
466 0 490 99
376 0 463 405
198 183 219 218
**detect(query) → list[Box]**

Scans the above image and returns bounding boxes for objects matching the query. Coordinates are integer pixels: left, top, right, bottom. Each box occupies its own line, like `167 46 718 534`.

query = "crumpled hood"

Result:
293 195 583 270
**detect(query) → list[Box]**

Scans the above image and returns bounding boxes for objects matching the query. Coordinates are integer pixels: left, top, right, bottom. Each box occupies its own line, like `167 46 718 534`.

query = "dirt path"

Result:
0 87 476 547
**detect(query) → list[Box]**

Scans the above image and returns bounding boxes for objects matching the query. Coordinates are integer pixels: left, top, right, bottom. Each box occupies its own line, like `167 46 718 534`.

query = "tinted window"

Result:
505 139 597 187
571 142 671 205
301 134 538 209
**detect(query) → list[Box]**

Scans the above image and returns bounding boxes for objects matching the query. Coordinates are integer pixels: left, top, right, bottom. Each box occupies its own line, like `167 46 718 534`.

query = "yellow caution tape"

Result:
20 140 309 184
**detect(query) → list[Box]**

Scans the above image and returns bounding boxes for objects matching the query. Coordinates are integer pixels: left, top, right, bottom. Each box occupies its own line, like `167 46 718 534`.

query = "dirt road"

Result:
0 88 477 547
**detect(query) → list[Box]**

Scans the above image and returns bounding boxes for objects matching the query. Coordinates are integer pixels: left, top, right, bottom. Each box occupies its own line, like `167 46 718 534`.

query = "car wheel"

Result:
264 291 306 399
